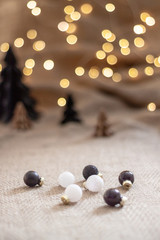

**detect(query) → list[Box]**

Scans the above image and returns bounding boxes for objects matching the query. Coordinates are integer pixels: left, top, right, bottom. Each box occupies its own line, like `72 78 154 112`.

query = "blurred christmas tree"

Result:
60 94 81 124
0 47 39 123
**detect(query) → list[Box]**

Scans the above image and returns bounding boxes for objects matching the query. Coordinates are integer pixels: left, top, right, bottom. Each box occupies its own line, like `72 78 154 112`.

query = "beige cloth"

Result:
0 89 160 240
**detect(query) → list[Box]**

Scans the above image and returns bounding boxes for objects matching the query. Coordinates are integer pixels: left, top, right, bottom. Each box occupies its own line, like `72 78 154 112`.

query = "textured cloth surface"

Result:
0 90 160 240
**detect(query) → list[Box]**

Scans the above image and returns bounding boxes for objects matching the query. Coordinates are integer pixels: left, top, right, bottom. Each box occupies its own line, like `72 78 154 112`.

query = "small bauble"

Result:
82 165 99 180
58 171 75 188
61 184 82 204
119 170 134 189
103 188 127 207
23 171 44 187
85 175 104 192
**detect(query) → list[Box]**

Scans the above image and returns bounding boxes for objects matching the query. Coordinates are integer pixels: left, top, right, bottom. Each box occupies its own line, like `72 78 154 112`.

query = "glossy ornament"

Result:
58 171 75 188
23 171 44 187
103 188 127 207
61 184 82 204
85 175 104 192
83 165 101 180
119 170 134 189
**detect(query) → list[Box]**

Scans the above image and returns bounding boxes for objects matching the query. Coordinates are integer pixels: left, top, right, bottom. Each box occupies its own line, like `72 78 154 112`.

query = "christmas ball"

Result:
58 171 75 188
85 175 104 192
64 184 82 203
119 170 134 189
82 165 99 180
104 188 125 207
24 171 40 187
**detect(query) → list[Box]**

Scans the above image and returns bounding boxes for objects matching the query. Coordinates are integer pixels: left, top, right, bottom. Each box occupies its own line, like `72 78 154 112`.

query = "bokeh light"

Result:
133 24 146 34
102 29 112 39
75 66 85 76
23 67 33 76
106 55 118 65
154 57 160 67
66 35 77 45
119 39 129 48
134 37 145 48
58 21 69 32
102 67 113 78
120 47 130 55
144 66 154 76
112 72 122 82
70 11 81 21
27 1 37 9
102 42 114 53
96 50 106 60
88 67 99 79
64 5 75 14
31 7 41 16
14 38 24 48
57 97 66 107
146 54 154 64
146 17 155 26
80 3 93 14
25 59 35 69
0 64 2 72
66 23 77 33
105 3 115 12
147 102 156 112
43 60 54 70
33 40 45 51
128 68 138 78
27 29 37 39
60 79 70 88
140 12 150 22
1 43 9 52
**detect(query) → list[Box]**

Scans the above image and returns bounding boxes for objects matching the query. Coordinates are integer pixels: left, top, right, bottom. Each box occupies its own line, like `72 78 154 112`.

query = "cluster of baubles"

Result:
23 166 134 207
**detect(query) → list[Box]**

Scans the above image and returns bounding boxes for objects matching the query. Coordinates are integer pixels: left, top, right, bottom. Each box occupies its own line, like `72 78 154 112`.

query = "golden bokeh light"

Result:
57 97 66 107
27 1 37 9
107 33 116 42
144 66 154 76
25 59 35 69
102 67 113 78
0 64 2 72
23 67 33 76
14 38 24 48
105 3 115 12
102 42 114 53
66 23 77 33
27 29 37 39
140 12 150 22
1 43 9 52
64 5 75 14
33 40 45 51
43 60 54 70
80 3 93 14
106 55 118 65
146 54 154 64
65 15 73 23
112 72 122 82
119 39 129 48
96 50 106 60
120 47 130 55
31 7 41 16
66 35 77 45
60 79 70 88
70 11 81 21
154 57 160 67
147 102 156 112
134 37 145 48
128 68 138 78
133 24 146 34
88 67 99 79
101 29 112 39
146 17 155 26
58 21 69 32
75 66 85 76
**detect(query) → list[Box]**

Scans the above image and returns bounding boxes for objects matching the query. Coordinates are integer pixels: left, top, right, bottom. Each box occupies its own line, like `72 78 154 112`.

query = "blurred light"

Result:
43 60 54 70
133 24 146 34
105 3 115 12
120 47 130 55
80 3 93 14
60 79 70 88
33 40 45 51
65 15 73 23
140 12 150 22
119 39 129 48
75 66 85 76
27 1 36 9
147 102 156 112
106 55 117 65
25 59 35 69
0 64 2 72
31 7 41 16
66 23 77 33
134 37 144 48
107 33 116 42
128 68 138 78
154 57 160 67
64 5 75 14
146 17 155 26
102 42 114 53
101 29 112 39
27 29 37 39
88 67 99 79
102 67 113 78
1 42 9 52
23 67 33 76
112 72 122 82
71 11 81 21
144 66 154 76
57 97 66 107
58 21 69 32
96 50 106 60
66 35 77 44
14 38 24 48
146 54 154 64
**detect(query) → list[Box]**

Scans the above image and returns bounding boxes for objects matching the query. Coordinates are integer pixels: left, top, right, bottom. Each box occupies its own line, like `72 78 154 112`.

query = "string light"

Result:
133 24 146 34
27 29 37 39
23 67 33 76
106 55 118 65
33 40 45 51
57 97 66 107
27 1 37 9
128 68 138 78
88 67 99 79
66 35 77 45
14 38 24 48
0 43 9 52
146 54 154 64
112 73 122 82
25 59 35 69
140 12 150 22
134 37 145 48
31 7 41 16
58 21 69 32
144 66 154 76
80 3 93 14
60 79 70 88
146 17 155 26
75 67 85 76
66 23 77 33
147 102 156 112
64 5 75 14
102 42 114 53
43 60 54 70
120 47 130 55
105 3 115 12
102 67 113 78
96 50 106 60
119 39 129 48
70 11 81 21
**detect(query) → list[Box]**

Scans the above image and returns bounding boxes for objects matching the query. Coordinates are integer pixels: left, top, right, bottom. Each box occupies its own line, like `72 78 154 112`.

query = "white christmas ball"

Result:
58 171 75 188
65 184 82 202
86 175 104 192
